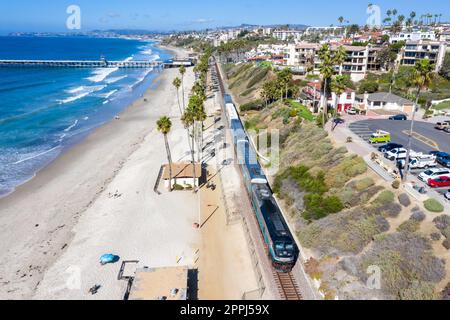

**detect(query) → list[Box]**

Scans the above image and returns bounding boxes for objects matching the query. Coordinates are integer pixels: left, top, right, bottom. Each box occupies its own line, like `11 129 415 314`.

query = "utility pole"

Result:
403 81 423 182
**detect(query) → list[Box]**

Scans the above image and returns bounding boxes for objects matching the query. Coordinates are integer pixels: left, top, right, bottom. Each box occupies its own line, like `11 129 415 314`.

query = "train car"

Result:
224 97 299 273
250 183 299 272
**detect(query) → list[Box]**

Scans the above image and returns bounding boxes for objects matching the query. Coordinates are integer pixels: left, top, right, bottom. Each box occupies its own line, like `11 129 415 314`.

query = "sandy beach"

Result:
0 45 259 300
0 46 200 299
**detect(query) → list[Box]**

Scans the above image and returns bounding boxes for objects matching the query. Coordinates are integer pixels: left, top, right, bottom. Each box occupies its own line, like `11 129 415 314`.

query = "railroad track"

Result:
273 271 303 300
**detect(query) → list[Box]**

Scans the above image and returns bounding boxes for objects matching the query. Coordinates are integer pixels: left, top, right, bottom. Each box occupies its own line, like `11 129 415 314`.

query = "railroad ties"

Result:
273 271 303 300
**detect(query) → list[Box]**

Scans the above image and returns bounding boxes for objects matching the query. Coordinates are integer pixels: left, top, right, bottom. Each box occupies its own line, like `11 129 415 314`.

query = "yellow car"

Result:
369 130 391 144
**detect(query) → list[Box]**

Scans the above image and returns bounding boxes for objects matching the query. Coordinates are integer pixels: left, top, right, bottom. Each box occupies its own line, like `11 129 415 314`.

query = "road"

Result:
349 119 450 154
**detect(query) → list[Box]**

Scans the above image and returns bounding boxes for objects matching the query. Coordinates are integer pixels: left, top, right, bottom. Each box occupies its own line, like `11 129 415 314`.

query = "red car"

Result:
428 176 450 188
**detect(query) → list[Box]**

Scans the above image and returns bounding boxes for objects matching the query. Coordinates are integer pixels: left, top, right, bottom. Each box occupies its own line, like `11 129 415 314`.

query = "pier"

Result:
0 58 194 69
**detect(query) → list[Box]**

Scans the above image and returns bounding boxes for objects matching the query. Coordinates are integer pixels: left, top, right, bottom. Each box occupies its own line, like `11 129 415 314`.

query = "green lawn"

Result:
288 100 315 121
432 100 450 111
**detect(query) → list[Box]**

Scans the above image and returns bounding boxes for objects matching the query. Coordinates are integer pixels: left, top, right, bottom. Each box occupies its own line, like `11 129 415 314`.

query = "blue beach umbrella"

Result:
100 254 120 265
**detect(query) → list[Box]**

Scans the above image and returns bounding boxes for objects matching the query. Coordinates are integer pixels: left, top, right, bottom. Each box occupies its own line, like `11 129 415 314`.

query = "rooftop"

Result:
162 162 202 180
357 92 414 105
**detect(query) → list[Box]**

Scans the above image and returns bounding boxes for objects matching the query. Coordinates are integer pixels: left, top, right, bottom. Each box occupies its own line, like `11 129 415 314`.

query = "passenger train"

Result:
223 94 299 273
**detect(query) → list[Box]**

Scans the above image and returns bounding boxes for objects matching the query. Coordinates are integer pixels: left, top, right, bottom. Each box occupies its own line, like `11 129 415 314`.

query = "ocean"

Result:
0 36 172 197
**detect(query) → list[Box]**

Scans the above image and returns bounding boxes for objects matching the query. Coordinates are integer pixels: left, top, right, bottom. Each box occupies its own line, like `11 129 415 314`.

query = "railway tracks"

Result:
273 271 303 300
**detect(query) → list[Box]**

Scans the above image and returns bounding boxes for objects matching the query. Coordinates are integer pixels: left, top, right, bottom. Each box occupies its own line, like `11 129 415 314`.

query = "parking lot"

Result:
349 119 450 199
349 119 450 154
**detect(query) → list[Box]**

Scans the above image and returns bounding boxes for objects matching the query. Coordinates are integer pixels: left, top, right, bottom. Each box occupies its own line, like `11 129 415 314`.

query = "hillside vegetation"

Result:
224 62 447 300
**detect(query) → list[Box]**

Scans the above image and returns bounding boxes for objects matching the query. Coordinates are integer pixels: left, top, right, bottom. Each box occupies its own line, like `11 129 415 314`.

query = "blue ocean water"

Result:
0 36 172 197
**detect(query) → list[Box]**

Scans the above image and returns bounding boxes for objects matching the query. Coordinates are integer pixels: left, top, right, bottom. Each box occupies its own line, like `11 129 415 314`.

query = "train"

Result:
223 94 299 273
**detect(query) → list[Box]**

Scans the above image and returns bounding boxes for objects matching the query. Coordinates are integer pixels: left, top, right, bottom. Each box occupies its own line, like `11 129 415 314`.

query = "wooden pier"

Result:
0 58 194 69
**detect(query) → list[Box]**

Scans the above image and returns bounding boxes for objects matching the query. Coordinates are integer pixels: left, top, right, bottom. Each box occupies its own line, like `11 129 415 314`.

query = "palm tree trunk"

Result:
181 76 186 111
176 90 183 116
164 134 173 191
403 85 422 181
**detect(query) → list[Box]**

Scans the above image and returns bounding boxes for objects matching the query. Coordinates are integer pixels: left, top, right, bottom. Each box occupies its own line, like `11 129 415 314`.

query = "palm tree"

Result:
331 75 347 126
318 44 334 126
181 108 197 193
157 116 174 191
172 77 183 115
404 59 435 181
338 16 345 26
179 65 187 110
334 46 347 75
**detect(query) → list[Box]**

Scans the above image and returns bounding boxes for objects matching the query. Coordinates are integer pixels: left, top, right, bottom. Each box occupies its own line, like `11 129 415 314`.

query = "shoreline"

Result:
0 42 177 200
0 45 192 299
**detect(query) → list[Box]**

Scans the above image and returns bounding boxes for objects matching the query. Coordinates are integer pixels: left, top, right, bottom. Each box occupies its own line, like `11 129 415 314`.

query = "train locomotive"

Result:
224 94 299 273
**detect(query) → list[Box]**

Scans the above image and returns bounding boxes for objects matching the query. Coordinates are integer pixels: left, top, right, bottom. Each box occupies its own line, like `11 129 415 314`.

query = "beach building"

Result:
355 92 415 114
162 162 202 190
128 267 189 300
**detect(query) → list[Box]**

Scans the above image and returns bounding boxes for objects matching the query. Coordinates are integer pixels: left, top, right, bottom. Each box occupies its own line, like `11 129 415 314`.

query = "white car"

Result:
346 108 357 115
418 168 450 182
445 190 450 200
385 148 408 161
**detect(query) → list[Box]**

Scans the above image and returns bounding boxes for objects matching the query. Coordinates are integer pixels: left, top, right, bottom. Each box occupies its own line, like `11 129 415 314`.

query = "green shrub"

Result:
392 180 401 189
373 190 395 205
240 100 264 111
398 193 411 207
354 178 375 191
424 199 444 213
173 184 184 191
398 220 421 233
302 194 344 221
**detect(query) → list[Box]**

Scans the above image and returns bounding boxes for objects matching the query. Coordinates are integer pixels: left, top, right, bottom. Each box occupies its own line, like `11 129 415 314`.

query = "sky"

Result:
0 0 449 33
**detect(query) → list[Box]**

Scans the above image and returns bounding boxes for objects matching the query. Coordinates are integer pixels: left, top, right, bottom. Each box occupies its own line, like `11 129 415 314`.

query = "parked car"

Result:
385 148 408 161
445 127 450 133
346 108 357 115
428 176 450 188
378 143 403 153
389 114 407 121
436 152 450 168
369 130 391 144
445 190 450 200
435 121 450 130
419 168 450 182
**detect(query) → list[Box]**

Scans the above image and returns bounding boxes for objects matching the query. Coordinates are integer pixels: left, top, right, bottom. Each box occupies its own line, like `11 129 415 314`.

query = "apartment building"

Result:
400 40 447 71
390 31 437 44
283 43 381 81
283 43 320 73
273 29 303 41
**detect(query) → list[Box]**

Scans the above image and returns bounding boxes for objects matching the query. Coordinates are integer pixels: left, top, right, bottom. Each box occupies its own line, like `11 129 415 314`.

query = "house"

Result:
355 92 415 114
162 162 202 190
329 88 356 112
400 40 447 72
301 81 355 113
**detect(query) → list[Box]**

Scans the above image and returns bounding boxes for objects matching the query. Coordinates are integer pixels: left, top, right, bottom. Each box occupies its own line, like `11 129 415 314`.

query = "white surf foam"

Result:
59 85 107 104
86 68 118 83
105 75 127 84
